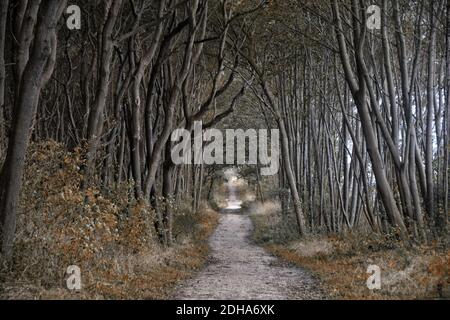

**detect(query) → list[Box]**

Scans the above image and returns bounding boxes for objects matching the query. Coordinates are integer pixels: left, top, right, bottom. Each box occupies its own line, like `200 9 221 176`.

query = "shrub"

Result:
0 141 160 297
250 201 300 244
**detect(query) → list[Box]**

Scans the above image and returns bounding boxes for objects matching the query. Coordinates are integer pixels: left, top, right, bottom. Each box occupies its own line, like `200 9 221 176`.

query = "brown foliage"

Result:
0 141 218 299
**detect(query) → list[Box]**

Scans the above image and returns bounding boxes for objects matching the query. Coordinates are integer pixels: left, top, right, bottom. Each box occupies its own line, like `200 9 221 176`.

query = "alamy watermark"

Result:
66 5 81 30
66 265 82 291
367 5 381 30
65 4 381 32
171 121 280 176
366 265 381 290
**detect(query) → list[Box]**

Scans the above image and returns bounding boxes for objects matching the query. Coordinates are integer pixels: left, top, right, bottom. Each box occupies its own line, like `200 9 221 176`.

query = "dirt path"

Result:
174 212 326 300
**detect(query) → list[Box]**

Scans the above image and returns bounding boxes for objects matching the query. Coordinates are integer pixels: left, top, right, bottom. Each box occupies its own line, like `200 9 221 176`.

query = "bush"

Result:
0 141 161 298
250 201 300 244
0 141 220 299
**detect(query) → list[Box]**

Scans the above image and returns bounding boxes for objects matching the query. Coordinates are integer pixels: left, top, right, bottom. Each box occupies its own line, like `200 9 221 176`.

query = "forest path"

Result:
173 211 325 300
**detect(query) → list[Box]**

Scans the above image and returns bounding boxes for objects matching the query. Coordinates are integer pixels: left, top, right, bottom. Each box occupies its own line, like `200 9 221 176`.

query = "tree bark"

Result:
85 0 123 178
0 0 66 259
425 0 437 221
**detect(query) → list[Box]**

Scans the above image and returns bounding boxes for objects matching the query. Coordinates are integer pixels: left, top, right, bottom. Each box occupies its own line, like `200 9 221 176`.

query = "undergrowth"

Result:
0 140 218 299
250 201 450 300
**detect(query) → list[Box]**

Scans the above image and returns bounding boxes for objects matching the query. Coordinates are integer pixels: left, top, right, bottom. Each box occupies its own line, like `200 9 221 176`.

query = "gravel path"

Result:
174 212 325 300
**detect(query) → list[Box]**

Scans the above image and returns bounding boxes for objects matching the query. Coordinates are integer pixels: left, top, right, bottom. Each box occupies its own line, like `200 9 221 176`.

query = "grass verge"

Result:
250 201 450 300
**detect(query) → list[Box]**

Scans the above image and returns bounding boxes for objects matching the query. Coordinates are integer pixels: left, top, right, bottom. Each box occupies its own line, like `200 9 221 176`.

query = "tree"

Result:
0 0 67 259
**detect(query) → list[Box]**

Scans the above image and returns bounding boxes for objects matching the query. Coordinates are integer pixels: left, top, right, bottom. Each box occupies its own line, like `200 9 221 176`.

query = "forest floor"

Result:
173 211 326 300
248 201 450 300
266 239 450 300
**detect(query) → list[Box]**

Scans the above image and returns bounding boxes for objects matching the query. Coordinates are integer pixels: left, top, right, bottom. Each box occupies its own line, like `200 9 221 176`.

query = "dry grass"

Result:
250 201 281 217
250 201 301 244
249 200 450 300
267 236 450 300
287 238 333 257
0 141 219 300
1 207 218 300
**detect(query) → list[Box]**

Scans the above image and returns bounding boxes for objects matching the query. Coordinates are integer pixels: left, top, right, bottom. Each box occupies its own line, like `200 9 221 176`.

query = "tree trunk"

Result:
85 0 123 178
332 0 407 235
277 116 307 235
444 0 450 232
0 0 8 126
0 0 66 259
425 0 437 222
